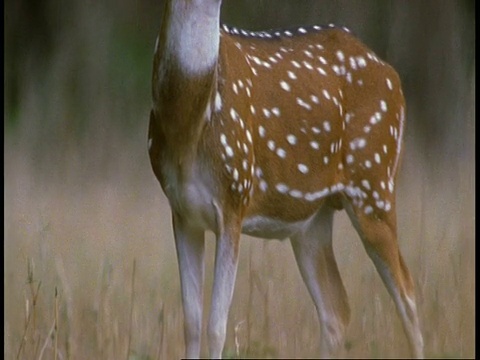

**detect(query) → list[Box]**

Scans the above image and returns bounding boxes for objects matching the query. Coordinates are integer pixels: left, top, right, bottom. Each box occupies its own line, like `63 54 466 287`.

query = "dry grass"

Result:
4 2 474 358
4 126 475 359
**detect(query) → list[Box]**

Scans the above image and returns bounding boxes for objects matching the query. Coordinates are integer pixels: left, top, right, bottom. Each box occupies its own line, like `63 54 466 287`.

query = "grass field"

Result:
4 119 474 359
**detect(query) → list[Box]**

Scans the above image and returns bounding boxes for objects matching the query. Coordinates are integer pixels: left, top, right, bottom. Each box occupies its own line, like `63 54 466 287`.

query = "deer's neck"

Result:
152 0 222 159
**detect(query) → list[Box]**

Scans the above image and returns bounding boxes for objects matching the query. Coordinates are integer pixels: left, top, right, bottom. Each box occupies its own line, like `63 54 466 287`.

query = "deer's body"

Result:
149 0 423 358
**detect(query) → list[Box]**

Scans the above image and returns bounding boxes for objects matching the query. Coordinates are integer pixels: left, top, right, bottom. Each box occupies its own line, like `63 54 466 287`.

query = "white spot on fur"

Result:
380 100 388 112
258 126 266 138
350 138 367 150
310 95 320 104
297 98 312 111
298 164 309 174
323 121 331 132
386 78 393 90
220 134 228 146
276 183 289 194
225 146 234 158
280 81 291 92
215 92 222 112
276 148 287 158
259 180 268 192
267 140 276 151
361 180 371 190
364 205 373 214
289 189 303 198
287 134 297 145
336 50 345 62
246 130 253 143
291 60 301 68
356 56 367 68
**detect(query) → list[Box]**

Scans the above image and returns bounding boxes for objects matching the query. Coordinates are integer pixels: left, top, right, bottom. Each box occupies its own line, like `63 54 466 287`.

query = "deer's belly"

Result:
241 213 315 240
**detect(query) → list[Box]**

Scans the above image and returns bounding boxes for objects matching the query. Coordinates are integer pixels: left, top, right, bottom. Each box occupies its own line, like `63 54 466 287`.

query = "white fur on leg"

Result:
173 215 206 359
208 234 239 358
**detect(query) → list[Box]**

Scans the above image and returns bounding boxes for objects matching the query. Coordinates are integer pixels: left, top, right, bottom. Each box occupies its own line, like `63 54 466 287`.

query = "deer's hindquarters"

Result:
214 27 406 231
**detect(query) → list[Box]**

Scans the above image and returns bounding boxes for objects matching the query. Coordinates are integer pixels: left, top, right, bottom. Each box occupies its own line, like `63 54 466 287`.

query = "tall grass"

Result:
4 120 475 358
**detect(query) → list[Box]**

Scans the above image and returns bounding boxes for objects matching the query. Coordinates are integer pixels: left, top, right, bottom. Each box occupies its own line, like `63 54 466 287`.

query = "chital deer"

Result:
148 0 423 358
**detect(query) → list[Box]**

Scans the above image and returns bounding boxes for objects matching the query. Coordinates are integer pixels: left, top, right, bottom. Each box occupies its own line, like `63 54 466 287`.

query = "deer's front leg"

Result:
208 209 241 359
172 213 205 359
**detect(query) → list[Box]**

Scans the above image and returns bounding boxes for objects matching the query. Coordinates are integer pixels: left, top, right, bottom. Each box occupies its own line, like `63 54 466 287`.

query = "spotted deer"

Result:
148 0 423 358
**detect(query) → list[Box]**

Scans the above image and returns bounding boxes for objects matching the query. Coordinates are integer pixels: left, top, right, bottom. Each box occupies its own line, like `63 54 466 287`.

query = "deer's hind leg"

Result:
341 195 424 358
290 205 350 358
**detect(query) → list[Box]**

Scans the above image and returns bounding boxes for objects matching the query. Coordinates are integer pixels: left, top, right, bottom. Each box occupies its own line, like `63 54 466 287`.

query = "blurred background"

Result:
5 1 475 359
